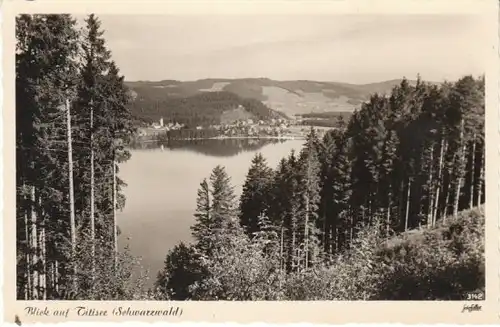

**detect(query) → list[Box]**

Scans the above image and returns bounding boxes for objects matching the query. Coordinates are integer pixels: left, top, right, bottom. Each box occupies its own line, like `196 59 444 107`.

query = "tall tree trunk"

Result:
322 213 327 254
349 208 354 246
90 100 96 290
404 178 411 231
332 225 338 254
280 227 284 273
23 187 31 300
38 195 47 300
386 190 392 237
55 260 60 295
469 136 476 208
30 186 39 299
304 198 309 269
66 98 77 290
40 225 47 299
477 143 484 205
442 179 451 223
291 219 296 271
113 157 118 271
368 192 373 226
453 119 466 219
427 143 434 227
398 180 404 230
432 137 446 226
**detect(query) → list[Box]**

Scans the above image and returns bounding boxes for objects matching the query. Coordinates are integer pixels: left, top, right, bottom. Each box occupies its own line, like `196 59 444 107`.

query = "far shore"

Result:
131 135 306 144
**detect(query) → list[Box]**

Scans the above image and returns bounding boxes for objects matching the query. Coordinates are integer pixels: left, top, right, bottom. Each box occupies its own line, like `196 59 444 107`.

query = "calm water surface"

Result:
118 138 304 285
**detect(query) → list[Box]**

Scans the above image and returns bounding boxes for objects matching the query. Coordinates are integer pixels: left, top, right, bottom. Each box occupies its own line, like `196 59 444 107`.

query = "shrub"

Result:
373 207 485 300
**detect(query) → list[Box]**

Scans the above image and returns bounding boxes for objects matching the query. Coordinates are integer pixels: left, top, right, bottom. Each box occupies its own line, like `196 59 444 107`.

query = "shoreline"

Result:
132 135 306 143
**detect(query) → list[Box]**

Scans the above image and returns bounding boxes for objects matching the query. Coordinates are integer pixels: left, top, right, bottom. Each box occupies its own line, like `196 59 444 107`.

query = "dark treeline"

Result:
300 111 353 119
156 75 485 300
300 119 345 128
157 128 221 141
298 111 352 128
16 14 149 300
129 91 286 127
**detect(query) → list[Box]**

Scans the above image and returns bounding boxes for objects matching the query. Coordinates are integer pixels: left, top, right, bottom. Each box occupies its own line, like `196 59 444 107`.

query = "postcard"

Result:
2 0 499 324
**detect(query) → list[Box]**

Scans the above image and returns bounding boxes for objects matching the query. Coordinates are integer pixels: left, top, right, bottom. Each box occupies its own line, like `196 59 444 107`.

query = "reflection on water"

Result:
129 138 288 157
118 138 304 287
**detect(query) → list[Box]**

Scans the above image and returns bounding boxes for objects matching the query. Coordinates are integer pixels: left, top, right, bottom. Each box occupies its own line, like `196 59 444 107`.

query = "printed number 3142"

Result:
466 292 484 301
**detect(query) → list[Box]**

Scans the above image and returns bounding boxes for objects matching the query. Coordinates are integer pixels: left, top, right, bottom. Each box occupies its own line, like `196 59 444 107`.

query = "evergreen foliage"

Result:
158 75 485 301
16 14 144 300
128 91 285 127
14 15 484 300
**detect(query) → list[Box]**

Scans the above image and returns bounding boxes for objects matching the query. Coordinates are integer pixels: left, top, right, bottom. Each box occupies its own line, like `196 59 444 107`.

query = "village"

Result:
137 115 319 139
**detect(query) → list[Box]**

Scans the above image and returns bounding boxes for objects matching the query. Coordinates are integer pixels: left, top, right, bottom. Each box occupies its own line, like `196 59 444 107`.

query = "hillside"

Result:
128 90 287 127
286 206 485 300
126 78 434 118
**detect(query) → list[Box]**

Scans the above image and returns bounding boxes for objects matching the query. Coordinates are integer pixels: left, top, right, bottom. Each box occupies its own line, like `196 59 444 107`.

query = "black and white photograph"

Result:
13 7 489 304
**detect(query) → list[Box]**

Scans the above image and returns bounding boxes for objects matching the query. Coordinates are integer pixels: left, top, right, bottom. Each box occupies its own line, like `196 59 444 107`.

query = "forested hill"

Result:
126 78 435 120
155 75 485 301
127 90 287 127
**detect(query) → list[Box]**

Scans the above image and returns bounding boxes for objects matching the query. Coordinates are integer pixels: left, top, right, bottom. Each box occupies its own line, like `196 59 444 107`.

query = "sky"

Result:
96 14 487 84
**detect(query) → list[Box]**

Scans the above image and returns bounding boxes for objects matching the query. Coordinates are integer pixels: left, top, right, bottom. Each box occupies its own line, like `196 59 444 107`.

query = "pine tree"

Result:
191 179 212 255
239 153 274 236
297 131 322 269
329 131 353 251
156 242 205 300
209 165 243 241
16 14 79 299
16 14 142 301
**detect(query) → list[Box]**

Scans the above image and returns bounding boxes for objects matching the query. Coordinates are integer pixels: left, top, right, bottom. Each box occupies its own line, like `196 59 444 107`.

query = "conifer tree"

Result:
16 14 79 299
191 179 212 255
330 131 353 251
239 153 274 236
297 132 322 268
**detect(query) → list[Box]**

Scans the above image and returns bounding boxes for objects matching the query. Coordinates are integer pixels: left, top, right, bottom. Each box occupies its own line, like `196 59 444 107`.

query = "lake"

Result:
117 138 305 287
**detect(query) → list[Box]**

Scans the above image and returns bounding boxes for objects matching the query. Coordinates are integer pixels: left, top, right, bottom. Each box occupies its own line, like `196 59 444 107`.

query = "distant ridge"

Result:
125 77 446 125
126 78 441 118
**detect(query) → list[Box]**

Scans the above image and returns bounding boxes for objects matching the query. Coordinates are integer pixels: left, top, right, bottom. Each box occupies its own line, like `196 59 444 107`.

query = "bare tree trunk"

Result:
23 187 31 300
332 225 338 254
386 192 392 237
291 220 296 271
39 195 47 300
349 209 354 246
54 260 59 295
442 180 451 223
469 136 476 208
368 193 373 226
280 227 284 273
322 213 327 254
66 98 77 290
304 199 309 269
427 144 434 227
398 180 404 230
432 137 446 226
453 119 466 219
113 157 118 271
404 178 411 231
31 186 39 299
40 227 46 299
477 143 484 205
90 100 96 290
